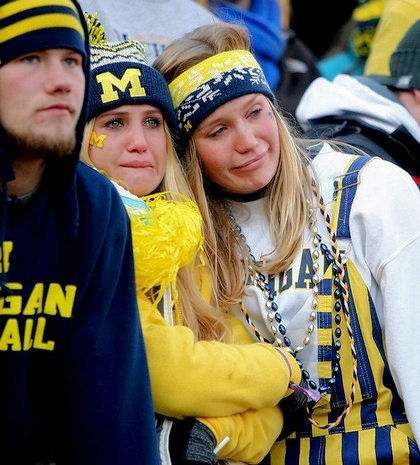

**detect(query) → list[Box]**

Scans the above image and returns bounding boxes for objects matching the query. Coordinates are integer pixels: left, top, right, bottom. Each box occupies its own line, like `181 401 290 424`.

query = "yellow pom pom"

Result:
128 192 203 307
84 11 107 45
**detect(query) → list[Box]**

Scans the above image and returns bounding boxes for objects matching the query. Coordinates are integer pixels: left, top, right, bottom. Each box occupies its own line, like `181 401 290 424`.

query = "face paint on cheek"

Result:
89 131 107 148
268 110 274 121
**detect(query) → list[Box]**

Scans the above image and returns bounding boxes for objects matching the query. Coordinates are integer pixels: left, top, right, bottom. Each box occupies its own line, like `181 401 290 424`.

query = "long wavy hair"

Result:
154 23 314 311
80 116 230 341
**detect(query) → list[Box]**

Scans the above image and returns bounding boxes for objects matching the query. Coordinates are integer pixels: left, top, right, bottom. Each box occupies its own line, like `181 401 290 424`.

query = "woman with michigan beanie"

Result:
80 18 302 465
155 22 420 465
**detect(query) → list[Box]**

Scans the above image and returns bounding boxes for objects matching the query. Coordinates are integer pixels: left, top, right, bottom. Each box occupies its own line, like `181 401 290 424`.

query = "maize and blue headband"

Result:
0 0 86 65
168 50 274 145
88 39 177 132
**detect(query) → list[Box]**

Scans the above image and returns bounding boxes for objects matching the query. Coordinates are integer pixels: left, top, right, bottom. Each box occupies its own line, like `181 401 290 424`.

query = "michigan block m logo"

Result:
96 68 146 104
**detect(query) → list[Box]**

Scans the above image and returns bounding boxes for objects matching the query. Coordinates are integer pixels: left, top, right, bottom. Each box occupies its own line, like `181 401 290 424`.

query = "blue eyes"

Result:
20 55 81 66
208 107 263 137
145 117 161 128
64 57 81 67
209 127 225 137
105 118 123 129
103 117 162 129
21 55 38 64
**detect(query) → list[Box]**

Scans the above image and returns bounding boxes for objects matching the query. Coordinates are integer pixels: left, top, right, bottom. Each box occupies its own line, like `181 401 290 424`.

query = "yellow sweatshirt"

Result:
139 292 300 463
123 190 300 463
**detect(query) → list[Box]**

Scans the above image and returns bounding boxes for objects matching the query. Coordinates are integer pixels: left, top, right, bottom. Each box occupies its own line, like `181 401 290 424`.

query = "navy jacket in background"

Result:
0 162 159 465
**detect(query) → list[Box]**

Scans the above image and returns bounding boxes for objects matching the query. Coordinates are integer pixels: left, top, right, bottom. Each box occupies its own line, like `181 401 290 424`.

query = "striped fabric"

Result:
270 157 420 465
0 0 86 65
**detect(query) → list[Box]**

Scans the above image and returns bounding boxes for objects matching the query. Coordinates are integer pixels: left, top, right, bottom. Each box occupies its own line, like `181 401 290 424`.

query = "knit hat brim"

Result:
367 20 420 90
0 1 87 65
368 73 418 90
88 41 177 132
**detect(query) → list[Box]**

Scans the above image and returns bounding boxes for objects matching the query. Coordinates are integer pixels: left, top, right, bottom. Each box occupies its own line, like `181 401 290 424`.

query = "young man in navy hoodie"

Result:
0 1 159 464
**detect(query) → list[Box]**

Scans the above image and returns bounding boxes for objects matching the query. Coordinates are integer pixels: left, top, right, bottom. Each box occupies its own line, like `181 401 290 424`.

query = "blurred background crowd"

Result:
78 0 420 123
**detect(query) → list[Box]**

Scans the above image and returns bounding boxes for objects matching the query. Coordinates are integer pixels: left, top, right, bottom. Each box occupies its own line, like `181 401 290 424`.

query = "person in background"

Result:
80 27 302 465
297 20 420 188
0 1 159 464
318 0 384 81
155 21 420 464
77 0 218 62
209 0 285 92
364 0 420 76
207 0 320 124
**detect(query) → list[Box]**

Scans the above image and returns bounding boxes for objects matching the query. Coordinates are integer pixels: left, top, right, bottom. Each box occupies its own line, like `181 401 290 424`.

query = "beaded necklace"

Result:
229 182 358 430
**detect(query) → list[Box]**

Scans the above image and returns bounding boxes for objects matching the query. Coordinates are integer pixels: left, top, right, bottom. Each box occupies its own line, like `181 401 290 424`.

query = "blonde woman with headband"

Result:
80 26 303 465
155 22 420 465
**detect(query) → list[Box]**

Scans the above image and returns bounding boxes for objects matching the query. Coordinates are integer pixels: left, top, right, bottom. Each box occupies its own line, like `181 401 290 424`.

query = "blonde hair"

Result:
80 115 229 341
155 23 314 311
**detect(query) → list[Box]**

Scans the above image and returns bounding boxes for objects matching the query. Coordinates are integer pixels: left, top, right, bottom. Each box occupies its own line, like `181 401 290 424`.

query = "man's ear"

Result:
413 88 420 103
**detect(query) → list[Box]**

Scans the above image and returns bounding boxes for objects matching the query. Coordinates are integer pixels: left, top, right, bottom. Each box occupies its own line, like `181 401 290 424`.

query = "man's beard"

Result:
3 125 76 160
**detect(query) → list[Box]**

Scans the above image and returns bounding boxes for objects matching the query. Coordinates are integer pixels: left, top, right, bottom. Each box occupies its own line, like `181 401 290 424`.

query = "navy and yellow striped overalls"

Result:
271 156 420 465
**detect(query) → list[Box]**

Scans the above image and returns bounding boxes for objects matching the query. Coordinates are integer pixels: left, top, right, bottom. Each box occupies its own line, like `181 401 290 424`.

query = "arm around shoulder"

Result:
138 291 301 418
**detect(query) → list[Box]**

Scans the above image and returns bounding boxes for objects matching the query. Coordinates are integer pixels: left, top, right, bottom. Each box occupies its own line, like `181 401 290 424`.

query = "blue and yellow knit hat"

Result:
369 20 420 90
0 0 87 65
0 0 90 191
87 38 176 132
168 50 274 145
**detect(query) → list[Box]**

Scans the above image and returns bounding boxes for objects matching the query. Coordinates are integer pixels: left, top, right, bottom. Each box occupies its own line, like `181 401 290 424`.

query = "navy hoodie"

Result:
0 2 159 464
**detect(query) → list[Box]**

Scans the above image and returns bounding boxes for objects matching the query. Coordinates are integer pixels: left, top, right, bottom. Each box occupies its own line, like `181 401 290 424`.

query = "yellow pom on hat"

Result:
84 11 107 45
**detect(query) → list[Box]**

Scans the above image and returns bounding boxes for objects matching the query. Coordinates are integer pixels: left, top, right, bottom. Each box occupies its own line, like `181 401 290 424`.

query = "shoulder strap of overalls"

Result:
331 155 374 237
306 155 375 431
